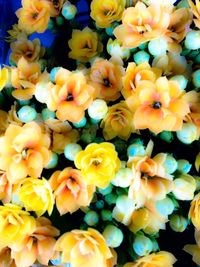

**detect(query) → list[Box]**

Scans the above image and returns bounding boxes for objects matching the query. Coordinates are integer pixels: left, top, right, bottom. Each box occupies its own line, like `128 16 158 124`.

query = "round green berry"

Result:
103 225 123 248
133 235 153 256
133 51 150 65
84 211 99 226
41 108 56 121
64 143 82 161
45 152 58 169
18 106 37 123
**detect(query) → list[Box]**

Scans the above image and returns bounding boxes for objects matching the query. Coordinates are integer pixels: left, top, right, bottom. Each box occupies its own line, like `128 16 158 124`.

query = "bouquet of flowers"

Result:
0 0 200 266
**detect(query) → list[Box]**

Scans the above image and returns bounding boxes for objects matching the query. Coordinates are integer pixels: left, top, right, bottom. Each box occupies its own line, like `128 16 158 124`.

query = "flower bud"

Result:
107 39 130 60
111 168 133 188
172 174 196 200
169 214 188 232
163 154 178 174
133 235 153 256
155 197 175 217
185 31 200 50
177 159 192 174
88 99 108 120
176 123 198 144
64 143 82 161
103 225 123 248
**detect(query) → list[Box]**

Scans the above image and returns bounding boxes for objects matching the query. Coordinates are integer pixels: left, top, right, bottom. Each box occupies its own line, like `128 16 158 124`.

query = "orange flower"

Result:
122 62 161 99
189 192 200 229
10 217 60 267
128 153 174 208
165 8 192 53
68 27 103 62
0 110 9 135
11 57 41 100
45 118 80 154
0 122 51 183
49 167 95 215
126 77 190 134
90 0 126 28
40 68 95 123
189 0 200 29
183 91 200 139
0 247 16 267
123 251 176 267
16 0 51 34
10 37 45 65
114 2 170 48
89 57 124 102
100 101 134 140
45 0 64 17
0 170 13 204
54 228 116 267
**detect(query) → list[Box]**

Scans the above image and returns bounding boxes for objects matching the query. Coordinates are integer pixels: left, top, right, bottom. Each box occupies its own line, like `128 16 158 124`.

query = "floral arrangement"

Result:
0 0 200 266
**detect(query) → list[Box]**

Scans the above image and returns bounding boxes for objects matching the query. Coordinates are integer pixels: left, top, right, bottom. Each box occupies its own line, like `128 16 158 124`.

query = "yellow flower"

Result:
129 201 169 234
0 67 9 91
126 77 190 134
11 57 41 100
6 24 27 43
0 204 36 250
122 62 161 99
0 122 51 183
90 0 126 28
123 251 176 267
128 153 174 207
18 177 54 216
16 0 51 34
152 53 190 77
100 101 134 140
75 142 121 188
10 217 60 267
189 0 200 29
49 167 95 215
89 57 124 102
184 229 200 265
189 192 200 229
68 27 103 62
54 228 116 267
114 2 170 48
10 37 45 65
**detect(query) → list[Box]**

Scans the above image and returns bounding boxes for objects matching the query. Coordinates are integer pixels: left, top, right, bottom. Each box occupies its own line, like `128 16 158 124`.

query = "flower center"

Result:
92 159 101 166
21 148 28 159
151 101 162 109
67 93 74 101
103 78 112 87
32 12 38 19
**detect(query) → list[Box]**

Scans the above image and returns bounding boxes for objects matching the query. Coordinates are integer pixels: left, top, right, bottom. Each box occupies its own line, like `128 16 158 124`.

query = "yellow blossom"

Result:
123 251 176 267
0 122 51 183
49 167 95 215
68 27 103 62
54 228 117 267
16 0 51 34
184 229 200 265
18 177 54 217
100 101 134 140
0 204 36 250
90 0 126 28
0 67 9 91
10 37 45 65
75 142 121 188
